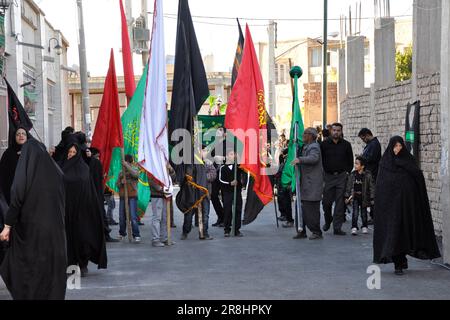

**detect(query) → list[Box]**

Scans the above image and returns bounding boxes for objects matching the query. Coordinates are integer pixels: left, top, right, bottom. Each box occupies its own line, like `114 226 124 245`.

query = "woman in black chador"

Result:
59 143 107 276
0 126 31 205
0 139 67 300
373 136 441 275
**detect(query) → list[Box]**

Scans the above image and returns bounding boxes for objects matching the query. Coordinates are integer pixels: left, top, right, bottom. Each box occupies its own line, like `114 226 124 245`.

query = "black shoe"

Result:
323 223 331 232
309 233 323 240
282 221 294 228
235 232 244 237
401 258 408 270
105 236 120 243
200 235 214 240
394 267 404 275
333 229 346 236
277 216 287 222
219 223 225 228
293 231 307 239
80 267 88 277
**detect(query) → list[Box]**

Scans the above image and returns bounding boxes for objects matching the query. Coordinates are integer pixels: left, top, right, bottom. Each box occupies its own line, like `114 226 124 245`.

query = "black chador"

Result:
373 136 441 266
0 139 67 300
59 143 107 271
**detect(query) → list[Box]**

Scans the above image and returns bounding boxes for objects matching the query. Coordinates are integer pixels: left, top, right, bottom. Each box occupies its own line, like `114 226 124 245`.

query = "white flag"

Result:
138 0 172 189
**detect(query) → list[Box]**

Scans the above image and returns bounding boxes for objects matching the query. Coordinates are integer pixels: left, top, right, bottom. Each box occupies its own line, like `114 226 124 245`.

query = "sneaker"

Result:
133 237 142 243
362 227 369 234
180 233 188 240
351 228 358 236
163 240 176 246
282 221 294 228
152 241 165 247
224 233 230 238
199 235 214 240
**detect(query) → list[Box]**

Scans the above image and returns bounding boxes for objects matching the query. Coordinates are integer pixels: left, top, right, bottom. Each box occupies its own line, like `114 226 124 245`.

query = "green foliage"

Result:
396 45 412 82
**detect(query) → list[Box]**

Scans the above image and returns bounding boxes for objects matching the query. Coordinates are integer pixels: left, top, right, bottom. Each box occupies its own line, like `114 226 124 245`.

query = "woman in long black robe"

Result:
0 126 32 205
373 136 441 274
0 139 67 300
59 143 107 274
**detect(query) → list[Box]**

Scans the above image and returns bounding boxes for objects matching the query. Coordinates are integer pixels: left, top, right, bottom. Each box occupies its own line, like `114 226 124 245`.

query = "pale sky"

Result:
35 0 413 77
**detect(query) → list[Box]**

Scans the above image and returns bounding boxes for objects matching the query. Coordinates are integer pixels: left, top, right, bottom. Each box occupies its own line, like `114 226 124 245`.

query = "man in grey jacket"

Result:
291 127 324 240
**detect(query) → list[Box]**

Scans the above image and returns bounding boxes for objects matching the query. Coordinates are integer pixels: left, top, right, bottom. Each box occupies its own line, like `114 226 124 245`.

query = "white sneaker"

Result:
362 227 368 234
351 228 358 236
152 241 165 247
134 237 142 243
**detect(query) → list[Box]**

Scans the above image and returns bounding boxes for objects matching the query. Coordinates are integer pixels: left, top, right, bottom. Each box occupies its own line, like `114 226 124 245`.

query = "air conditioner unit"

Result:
133 28 150 42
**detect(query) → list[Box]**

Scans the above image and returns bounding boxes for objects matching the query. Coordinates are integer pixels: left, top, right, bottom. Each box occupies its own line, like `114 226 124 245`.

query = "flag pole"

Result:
273 186 279 228
166 196 172 245
293 122 303 233
231 135 237 237
120 148 133 242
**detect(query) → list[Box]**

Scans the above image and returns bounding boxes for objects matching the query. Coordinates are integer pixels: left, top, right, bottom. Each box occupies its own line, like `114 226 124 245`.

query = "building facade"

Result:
0 0 71 156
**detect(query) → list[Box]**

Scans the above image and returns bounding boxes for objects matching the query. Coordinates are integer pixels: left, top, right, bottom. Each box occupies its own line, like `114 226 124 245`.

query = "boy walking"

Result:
345 156 375 235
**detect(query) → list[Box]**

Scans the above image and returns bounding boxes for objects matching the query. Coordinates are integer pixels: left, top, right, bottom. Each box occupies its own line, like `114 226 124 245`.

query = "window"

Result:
275 64 287 85
311 47 322 67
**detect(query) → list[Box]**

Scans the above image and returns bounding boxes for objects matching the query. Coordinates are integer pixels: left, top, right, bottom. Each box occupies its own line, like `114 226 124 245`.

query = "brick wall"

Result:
340 73 442 234
303 82 338 127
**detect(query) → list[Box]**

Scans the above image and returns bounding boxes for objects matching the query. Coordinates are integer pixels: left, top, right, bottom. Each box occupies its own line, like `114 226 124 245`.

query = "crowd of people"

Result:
0 121 443 299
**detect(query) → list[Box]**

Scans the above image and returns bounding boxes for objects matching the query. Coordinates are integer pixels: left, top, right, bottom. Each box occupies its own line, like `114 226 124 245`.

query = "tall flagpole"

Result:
231 135 238 236
120 148 133 242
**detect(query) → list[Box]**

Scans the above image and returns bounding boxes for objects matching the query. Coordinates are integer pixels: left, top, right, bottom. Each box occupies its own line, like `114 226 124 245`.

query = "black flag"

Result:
231 19 244 89
5 79 33 147
169 0 210 212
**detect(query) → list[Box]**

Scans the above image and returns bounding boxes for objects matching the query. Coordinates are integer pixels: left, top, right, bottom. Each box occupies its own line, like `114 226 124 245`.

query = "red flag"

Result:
120 0 136 101
91 49 124 185
225 25 273 207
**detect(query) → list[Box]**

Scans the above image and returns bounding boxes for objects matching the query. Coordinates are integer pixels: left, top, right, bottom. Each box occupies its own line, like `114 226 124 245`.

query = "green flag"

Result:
281 66 304 191
106 65 150 217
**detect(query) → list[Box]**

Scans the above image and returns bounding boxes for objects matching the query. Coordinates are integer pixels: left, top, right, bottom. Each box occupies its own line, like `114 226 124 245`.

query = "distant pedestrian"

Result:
373 136 441 275
219 149 247 237
320 123 354 235
358 128 381 223
344 156 375 236
291 128 324 240
148 163 173 247
117 154 141 243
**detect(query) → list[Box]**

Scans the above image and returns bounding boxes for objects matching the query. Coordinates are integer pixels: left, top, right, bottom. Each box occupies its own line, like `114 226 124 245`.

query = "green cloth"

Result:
106 65 150 217
281 70 304 191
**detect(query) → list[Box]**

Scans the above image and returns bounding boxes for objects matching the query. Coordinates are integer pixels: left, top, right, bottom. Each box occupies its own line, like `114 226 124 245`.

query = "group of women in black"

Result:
0 127 107 300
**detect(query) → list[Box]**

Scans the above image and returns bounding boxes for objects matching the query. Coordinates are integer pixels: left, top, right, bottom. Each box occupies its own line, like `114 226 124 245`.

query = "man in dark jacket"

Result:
358 128 381 181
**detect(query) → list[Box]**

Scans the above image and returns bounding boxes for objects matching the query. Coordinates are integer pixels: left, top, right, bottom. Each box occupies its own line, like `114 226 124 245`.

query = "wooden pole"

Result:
120 148 133 242
231 136 237 236
166 196 172 245
198 202 204 239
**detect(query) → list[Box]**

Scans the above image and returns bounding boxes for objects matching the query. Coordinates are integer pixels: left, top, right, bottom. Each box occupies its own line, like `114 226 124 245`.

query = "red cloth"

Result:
91 49 124 186
120 0 136 101
224 25 273 206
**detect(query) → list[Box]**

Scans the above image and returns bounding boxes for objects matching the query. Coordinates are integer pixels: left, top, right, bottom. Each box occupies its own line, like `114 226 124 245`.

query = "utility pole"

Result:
322 0 328 128
141 0 149 68
268 20 276 118
76 0 91 134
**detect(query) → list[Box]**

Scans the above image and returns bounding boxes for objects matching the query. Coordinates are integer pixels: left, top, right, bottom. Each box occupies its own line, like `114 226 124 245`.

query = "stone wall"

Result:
340 73 443 234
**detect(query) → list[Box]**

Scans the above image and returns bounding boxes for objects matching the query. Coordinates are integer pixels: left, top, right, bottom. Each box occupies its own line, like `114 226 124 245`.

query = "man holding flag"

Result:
138 0 174 247
225 24 273 228
169 0 210 239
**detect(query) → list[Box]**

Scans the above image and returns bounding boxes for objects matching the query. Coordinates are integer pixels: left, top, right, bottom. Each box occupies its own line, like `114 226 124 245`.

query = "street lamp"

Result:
0 0 12 14
48 37 62 56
